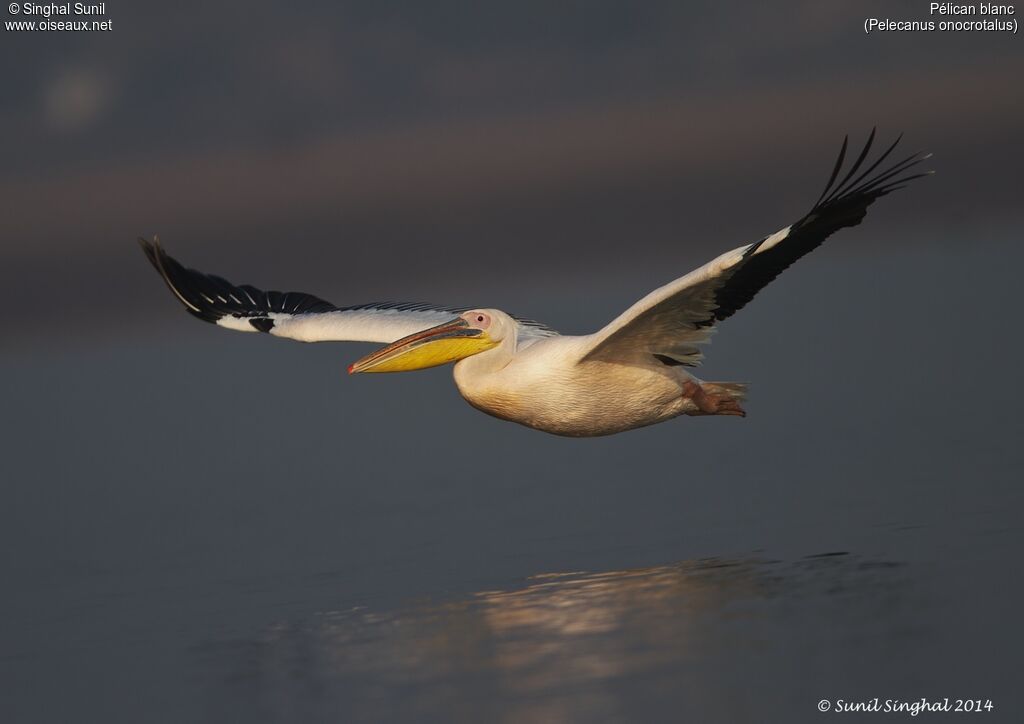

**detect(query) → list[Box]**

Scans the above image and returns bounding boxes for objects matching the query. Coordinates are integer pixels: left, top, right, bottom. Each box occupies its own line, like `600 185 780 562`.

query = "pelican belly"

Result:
453 338 693 437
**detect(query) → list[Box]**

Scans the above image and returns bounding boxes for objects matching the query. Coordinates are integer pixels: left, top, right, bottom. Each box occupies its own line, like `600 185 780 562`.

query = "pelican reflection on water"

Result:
203 555 908 722
141 131 929 436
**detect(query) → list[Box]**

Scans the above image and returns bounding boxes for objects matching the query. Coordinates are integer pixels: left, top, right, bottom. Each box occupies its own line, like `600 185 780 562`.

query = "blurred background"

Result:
1 2 1022 722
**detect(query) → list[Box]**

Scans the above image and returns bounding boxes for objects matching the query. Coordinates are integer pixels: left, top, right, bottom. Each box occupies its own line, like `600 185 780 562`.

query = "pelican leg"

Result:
681 381 746 417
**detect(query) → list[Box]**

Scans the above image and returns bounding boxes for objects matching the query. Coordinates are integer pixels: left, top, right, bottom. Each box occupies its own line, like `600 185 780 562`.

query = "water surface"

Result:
1 238 1021 722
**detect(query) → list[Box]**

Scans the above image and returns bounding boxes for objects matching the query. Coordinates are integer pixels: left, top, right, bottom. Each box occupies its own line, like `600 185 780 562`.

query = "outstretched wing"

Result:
139 238 558 344
580 130 931 366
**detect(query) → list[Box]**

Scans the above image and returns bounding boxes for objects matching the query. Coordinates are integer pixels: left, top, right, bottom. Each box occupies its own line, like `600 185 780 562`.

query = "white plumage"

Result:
140 131 929 436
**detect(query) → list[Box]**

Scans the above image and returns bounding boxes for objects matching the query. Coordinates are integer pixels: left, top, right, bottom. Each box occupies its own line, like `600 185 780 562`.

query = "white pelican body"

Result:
140 132 929 437
452 333 732 436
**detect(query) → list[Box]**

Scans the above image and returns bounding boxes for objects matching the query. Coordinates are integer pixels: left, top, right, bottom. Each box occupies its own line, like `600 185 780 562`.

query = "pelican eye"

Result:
467 312 491 328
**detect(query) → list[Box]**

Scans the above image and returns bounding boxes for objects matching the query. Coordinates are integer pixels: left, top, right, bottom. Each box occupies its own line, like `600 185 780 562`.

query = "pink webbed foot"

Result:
682 381 746 417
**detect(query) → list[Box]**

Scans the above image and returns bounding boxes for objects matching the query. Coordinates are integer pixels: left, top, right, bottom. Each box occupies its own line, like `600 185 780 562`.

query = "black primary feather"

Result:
138 237 339 326
705 130 931 325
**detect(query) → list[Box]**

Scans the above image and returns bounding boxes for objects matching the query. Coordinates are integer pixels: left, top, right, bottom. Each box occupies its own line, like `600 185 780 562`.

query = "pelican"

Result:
140 131 929 436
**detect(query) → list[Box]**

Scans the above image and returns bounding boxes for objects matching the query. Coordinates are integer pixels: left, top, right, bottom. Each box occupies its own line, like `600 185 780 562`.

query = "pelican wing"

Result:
139 239 557 343
580 131 930 367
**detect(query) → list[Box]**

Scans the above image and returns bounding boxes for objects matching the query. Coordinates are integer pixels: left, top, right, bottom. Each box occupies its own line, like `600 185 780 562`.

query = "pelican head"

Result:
348 309 512 374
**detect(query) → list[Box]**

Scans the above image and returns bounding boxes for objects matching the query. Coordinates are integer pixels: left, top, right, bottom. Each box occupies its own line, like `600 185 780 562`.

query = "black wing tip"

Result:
810 130 932 218
138 234 173 279
137 233 164 254
137 235 158 267
705 131 930 327
813 134 850 208
137 234 213 320
137 236 338 323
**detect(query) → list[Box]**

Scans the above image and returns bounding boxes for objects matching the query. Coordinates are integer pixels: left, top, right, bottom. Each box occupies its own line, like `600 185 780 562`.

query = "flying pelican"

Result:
140 131 929 437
